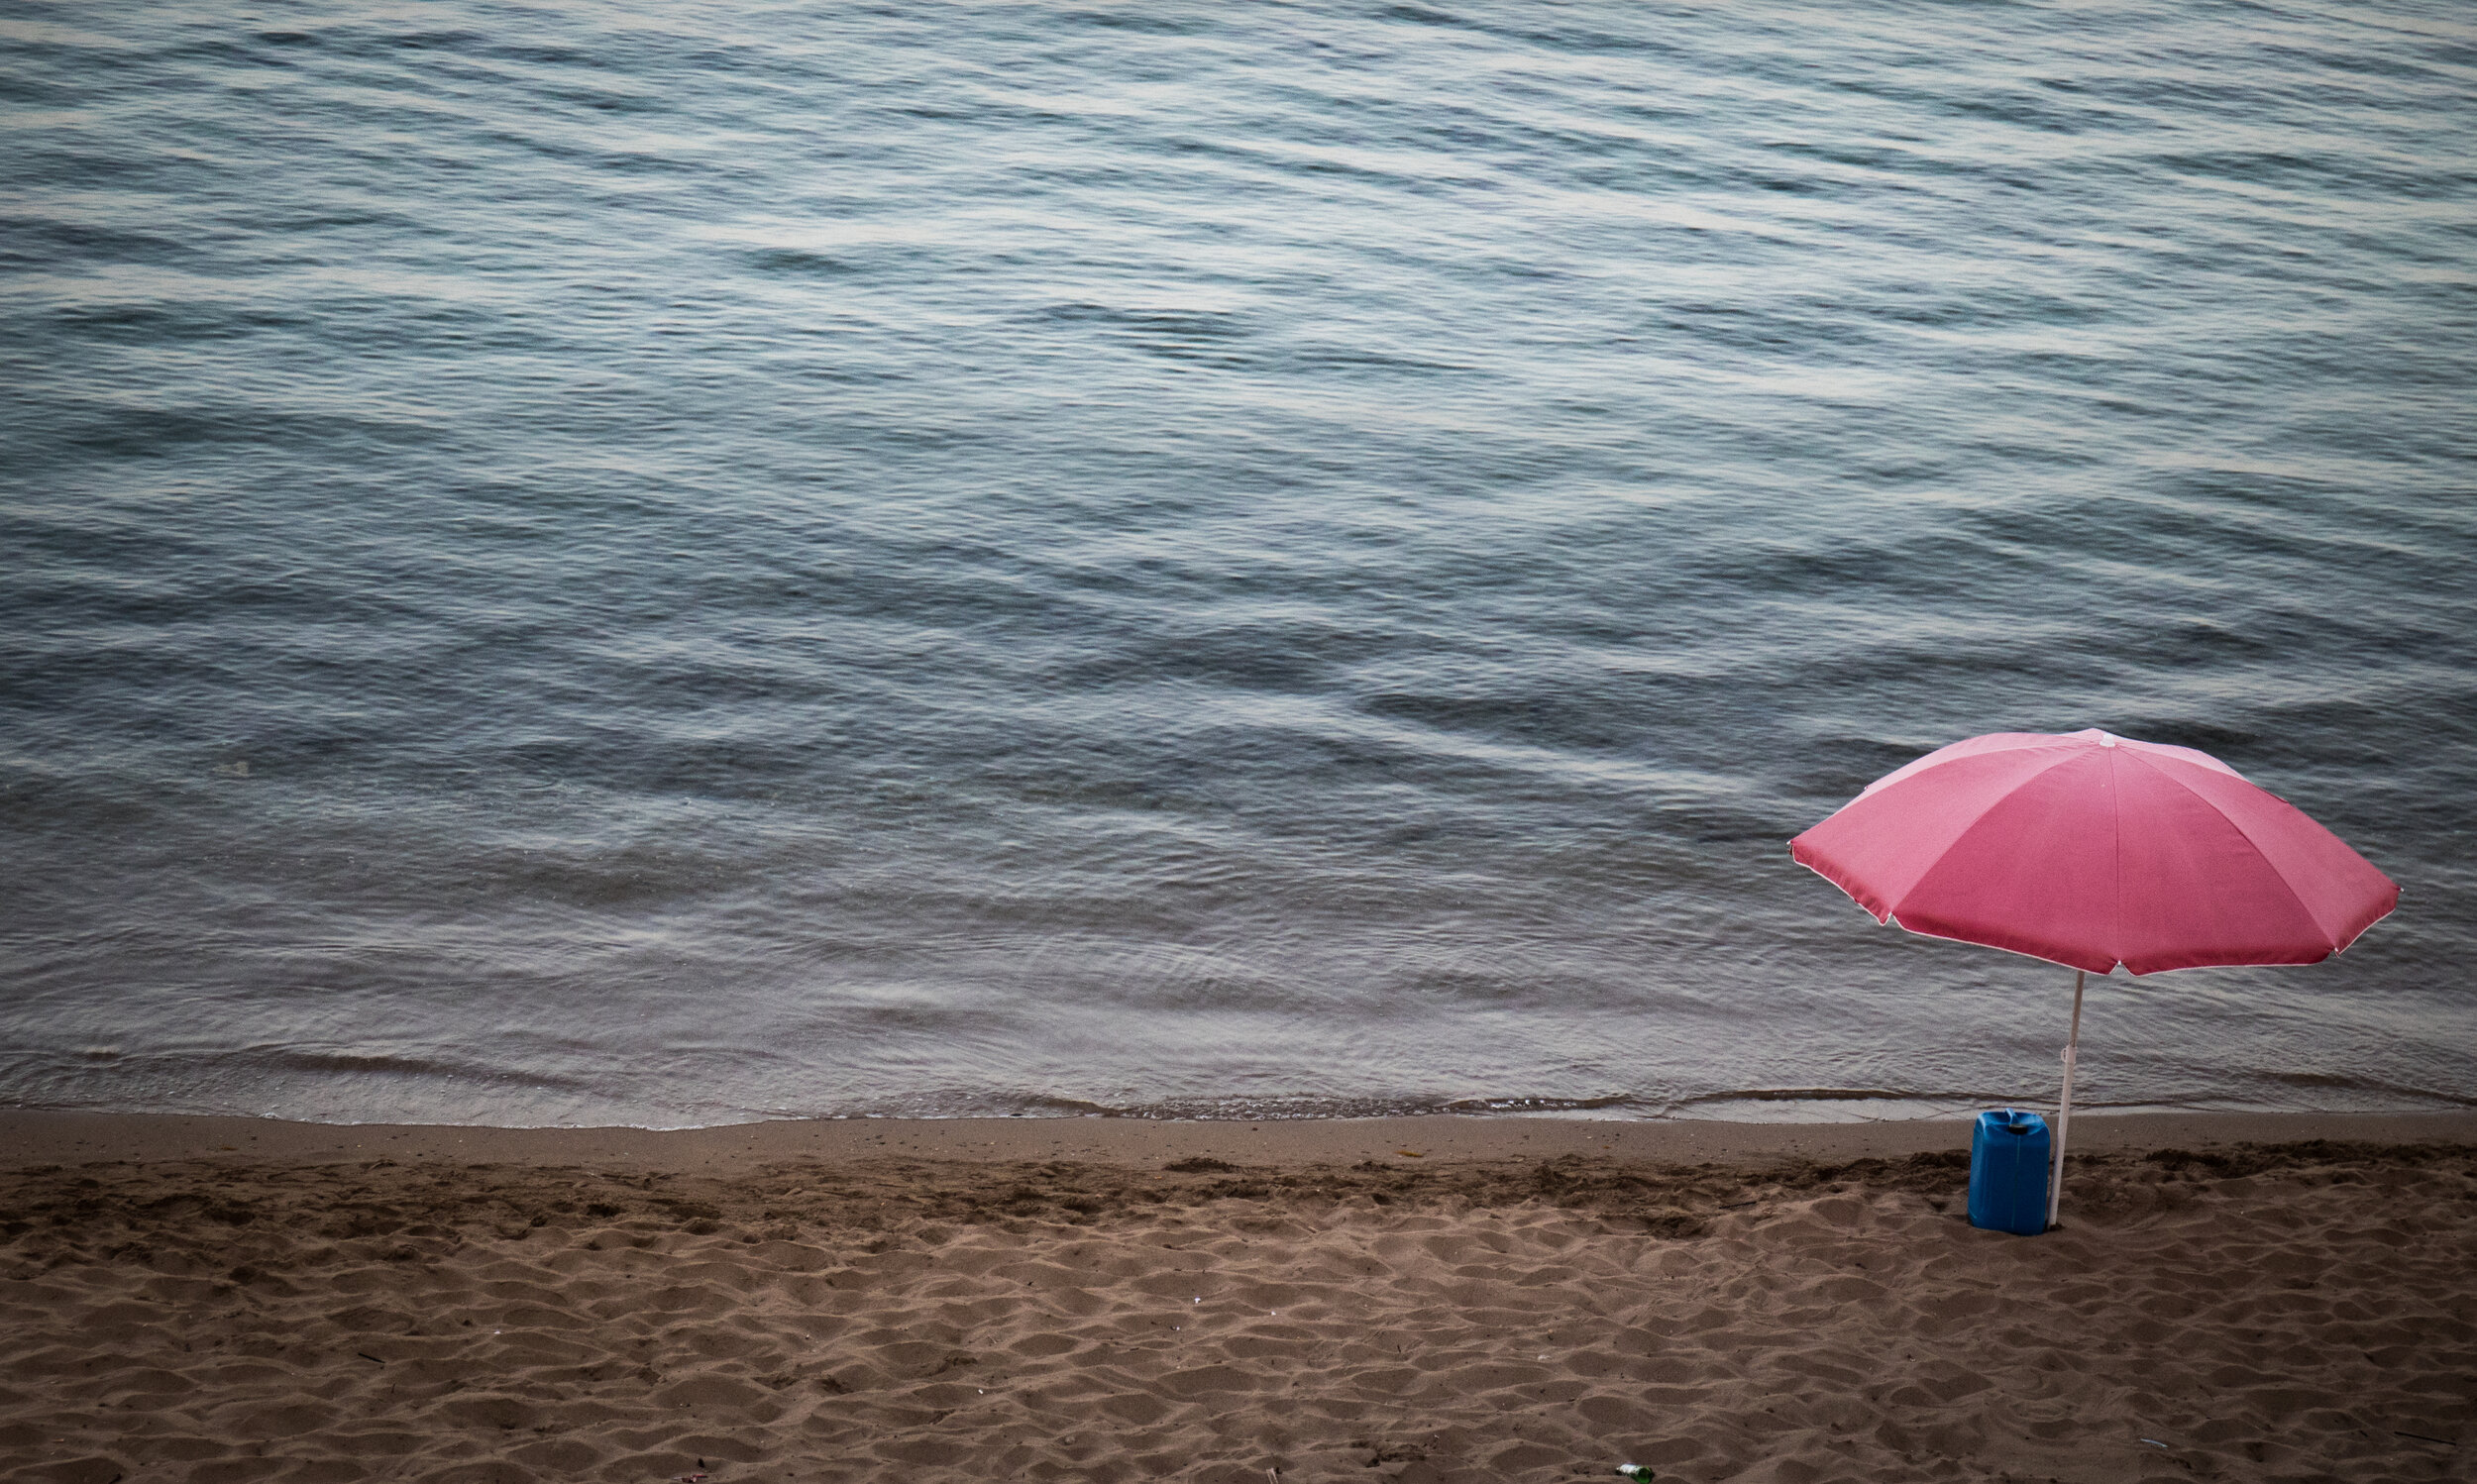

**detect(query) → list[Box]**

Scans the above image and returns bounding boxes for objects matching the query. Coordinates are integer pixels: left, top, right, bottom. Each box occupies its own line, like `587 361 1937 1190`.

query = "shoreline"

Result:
5 1106 2473 1171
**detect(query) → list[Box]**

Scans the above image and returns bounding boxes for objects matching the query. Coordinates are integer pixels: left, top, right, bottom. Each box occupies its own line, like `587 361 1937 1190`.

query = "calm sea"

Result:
5 0 2474 1128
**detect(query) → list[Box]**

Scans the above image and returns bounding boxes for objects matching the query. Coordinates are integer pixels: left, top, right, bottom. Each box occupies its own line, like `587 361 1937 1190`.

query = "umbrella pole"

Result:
2047 969 2086 1230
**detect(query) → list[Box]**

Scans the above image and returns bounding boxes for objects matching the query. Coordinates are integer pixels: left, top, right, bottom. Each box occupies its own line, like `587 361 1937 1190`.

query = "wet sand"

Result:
2 1111 2472 1483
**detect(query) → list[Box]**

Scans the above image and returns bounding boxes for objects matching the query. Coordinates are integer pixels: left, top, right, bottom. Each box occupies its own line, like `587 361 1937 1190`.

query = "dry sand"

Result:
2 1111 2473 1484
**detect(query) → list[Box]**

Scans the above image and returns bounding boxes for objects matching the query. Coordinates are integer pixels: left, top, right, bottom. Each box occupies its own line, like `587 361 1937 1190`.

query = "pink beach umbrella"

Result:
1790 728 2398 1227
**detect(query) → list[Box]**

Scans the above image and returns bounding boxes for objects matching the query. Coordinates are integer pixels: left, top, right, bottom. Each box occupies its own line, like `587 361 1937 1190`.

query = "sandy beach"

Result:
3 1111 2473 1484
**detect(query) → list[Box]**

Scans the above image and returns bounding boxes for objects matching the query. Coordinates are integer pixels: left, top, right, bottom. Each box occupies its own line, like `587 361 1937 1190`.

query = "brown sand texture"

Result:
2 1131 2474 1484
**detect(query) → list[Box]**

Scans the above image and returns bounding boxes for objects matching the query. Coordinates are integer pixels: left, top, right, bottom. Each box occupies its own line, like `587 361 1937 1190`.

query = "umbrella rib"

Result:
2107 744 2124 972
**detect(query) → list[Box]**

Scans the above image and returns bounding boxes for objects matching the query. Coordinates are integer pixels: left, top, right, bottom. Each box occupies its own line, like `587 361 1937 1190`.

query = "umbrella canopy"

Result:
1790 728 2398 976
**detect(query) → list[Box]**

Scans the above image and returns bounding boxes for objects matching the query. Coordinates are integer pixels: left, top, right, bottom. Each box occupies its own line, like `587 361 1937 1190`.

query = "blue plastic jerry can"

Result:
1968 1109 2052 1235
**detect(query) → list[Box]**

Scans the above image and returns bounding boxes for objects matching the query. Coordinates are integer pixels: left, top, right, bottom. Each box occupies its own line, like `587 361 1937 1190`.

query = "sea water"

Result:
4 0 2474 1126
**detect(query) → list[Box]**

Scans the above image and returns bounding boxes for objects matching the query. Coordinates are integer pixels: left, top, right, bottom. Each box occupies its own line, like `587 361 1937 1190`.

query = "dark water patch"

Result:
749 249 870 277
249 1049 587 1090
1282 345 1472 375
1062 10 1214 36
1672 1088 1974 1107
0 218 195 265
44 302 310 344
379 29 493 54
539 84 670 116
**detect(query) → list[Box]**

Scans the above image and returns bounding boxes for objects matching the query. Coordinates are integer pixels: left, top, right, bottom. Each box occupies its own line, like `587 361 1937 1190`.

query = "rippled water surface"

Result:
5 0 2474 1126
